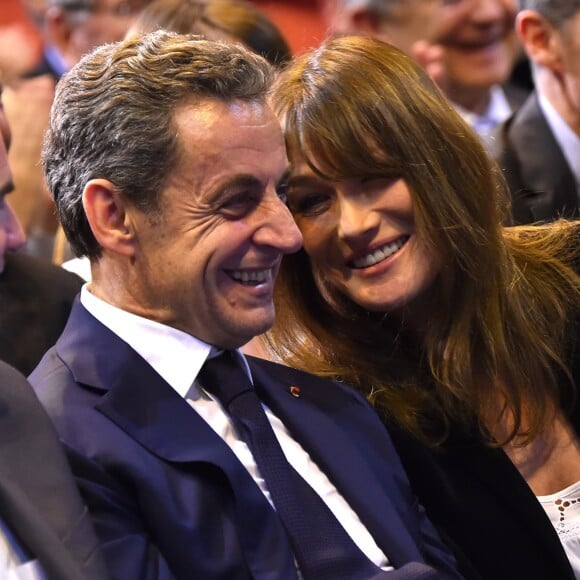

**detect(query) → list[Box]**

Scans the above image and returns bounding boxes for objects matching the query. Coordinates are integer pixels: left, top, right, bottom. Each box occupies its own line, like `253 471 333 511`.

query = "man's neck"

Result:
537 68 580 137
445 82 492 116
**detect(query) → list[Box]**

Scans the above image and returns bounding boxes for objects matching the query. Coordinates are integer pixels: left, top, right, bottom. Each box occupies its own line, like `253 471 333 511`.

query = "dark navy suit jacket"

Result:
29 300 460 580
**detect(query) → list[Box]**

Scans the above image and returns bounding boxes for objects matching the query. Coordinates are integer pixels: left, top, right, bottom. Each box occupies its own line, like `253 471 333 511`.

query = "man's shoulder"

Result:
0 360 78 487
0 254 83 375
489 92 542 161
0 360 42 415
2 252 84 294
502 81 529 113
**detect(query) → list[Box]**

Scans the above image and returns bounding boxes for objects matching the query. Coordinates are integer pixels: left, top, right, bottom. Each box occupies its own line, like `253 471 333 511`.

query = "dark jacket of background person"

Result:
0 360 110 579
490 92 579 224
0 251 83 375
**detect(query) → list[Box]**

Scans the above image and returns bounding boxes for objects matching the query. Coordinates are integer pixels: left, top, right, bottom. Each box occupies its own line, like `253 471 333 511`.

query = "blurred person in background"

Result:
324 0 527 147
0 86 106 580
323 0 438 58
2 0 152 262
128 0 292 67
0 84 82 376
490 0 580 224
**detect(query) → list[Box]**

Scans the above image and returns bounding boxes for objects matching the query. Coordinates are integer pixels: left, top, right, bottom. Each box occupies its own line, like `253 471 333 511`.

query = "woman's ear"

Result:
82 179 135 256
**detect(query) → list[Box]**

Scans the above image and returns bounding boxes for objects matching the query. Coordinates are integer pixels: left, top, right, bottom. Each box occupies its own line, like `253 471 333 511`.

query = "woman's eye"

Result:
289 193 330 216
276 184 288 204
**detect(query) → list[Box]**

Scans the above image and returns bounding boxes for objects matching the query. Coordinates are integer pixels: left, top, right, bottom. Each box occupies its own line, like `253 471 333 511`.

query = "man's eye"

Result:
220 192 257 218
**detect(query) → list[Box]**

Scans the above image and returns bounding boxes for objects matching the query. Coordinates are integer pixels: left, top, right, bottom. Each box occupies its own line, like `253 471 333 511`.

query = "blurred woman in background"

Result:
129 0 291 67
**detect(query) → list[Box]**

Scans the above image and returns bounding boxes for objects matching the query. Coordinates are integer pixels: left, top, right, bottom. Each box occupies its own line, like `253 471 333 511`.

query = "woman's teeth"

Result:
352 236 408 269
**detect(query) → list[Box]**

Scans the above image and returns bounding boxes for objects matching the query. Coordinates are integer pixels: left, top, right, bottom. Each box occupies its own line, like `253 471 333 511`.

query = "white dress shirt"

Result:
80 285 392 571
454 85 512 148
0 518 46 579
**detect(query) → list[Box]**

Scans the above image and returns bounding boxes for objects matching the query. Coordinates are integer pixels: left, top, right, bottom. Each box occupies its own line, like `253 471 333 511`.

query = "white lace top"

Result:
538 480 580 579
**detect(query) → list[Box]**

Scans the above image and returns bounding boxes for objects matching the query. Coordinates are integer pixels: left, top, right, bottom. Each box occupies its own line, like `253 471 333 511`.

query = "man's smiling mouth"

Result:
228 268 273 285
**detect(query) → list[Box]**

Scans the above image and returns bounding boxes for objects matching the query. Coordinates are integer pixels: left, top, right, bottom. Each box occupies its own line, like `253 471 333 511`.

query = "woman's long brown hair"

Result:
265 36 580 446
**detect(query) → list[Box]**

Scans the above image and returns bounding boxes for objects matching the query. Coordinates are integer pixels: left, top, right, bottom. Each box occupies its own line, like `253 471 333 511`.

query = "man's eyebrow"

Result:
218 175 263 193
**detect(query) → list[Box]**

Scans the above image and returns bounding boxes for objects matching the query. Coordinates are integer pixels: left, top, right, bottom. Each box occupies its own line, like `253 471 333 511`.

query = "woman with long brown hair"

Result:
263 35 580 579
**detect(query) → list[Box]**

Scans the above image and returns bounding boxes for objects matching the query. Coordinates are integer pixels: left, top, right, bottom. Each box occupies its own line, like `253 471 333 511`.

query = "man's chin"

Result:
209 313 274 351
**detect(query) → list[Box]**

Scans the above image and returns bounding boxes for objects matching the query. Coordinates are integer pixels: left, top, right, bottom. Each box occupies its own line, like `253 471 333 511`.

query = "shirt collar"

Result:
538 91 580 197
43 44 69 78
453 85 512 140
80 285 244 398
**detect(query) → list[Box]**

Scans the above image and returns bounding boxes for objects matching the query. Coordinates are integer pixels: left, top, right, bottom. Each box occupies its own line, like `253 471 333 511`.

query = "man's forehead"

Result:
173 99 281 146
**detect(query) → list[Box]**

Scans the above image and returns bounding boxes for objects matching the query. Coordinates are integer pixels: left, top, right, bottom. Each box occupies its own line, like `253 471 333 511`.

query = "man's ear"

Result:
517 10 563 74
323 0 382 35
348 7 383 35
82 179 135 256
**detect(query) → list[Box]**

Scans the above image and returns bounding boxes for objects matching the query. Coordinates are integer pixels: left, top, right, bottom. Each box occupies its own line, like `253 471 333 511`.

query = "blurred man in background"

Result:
491 0 580 223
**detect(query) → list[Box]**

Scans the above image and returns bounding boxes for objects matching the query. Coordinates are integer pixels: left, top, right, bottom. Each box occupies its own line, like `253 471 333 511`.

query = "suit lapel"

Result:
509 94 577 221
248 358 426 567
56 301 296 578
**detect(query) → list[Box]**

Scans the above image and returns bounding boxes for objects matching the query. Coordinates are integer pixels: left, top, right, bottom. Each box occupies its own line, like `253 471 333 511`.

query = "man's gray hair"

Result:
42 30 274 259
518 0 580 27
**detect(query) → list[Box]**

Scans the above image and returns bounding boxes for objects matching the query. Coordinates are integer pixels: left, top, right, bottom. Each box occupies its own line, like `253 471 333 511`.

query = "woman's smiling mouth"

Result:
350 236 410 269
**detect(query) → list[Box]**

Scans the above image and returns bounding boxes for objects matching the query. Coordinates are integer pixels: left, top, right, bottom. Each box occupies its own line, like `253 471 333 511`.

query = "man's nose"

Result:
5 203 26 252
255 197 303 254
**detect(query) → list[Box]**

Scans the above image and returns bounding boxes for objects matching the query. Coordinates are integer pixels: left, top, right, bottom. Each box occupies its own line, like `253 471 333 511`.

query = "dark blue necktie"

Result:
198 350 391 580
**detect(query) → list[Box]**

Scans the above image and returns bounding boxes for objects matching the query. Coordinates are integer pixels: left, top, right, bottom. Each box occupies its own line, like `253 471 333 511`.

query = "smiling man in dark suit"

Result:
29 31 461 580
